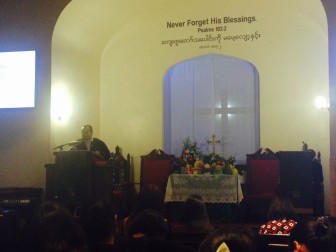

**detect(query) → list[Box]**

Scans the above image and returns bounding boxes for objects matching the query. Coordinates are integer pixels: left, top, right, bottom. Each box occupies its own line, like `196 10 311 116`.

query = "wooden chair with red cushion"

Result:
243 148 280 221
140 149 175 195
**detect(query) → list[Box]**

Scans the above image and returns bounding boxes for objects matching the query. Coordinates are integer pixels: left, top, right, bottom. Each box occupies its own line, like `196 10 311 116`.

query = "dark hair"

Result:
22 202 88 252
267 196 297 221
81 201 115 244
82 124 93 132
180 194 213 231
289 216 334 252
128 209 169 238
199 227 257 252
133 184 165 215
181 195 207 222
326 216 336 251
123 184 165 236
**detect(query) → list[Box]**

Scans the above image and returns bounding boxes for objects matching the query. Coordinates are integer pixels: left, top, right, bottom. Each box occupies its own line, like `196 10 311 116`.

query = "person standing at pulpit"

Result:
73 124 111 161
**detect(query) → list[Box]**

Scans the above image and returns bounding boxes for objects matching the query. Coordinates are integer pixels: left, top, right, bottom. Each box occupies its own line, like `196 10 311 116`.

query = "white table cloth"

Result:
164 174 244 204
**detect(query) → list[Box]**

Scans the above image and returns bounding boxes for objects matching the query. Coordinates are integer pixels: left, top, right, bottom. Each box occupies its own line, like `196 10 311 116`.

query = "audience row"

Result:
1 185 335 252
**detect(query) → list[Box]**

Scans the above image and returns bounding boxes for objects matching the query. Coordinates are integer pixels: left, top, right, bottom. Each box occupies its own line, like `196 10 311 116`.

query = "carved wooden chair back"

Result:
140 149 174 195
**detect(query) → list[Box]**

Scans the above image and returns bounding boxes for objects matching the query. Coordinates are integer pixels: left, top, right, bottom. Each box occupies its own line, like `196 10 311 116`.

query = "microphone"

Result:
53 140 80 150
67 140 80 146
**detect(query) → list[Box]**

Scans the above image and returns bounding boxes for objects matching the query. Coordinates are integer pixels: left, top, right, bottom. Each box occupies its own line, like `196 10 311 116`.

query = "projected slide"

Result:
0 50 36 108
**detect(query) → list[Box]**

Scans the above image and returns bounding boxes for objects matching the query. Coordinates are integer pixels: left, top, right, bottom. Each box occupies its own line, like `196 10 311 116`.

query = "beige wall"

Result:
51 0 330 210
99 1 329 180
0 0 70 188
0 0 331 213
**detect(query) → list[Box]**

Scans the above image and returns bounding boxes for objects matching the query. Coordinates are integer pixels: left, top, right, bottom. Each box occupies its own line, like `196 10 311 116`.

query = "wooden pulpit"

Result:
277 151 313 214
45 151 112 207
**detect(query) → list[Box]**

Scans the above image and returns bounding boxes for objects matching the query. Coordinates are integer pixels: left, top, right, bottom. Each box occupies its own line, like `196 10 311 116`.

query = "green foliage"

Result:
182 137 202 156
202 153 225 165
181 137 236 168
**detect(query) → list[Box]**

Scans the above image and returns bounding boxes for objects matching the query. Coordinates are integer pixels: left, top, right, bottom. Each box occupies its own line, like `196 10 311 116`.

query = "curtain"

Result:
164 54 259 164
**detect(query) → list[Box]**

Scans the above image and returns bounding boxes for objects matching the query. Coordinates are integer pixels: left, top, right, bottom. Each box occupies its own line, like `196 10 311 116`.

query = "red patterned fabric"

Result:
259 219 297 235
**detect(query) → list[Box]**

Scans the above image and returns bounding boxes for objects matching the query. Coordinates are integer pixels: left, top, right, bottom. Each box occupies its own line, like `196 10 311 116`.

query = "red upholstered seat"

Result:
249 159 280 195
140 149 174 195
243 148 280 221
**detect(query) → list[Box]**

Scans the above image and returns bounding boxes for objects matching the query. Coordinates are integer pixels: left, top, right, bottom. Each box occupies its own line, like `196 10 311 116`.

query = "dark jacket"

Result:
74 138 111 160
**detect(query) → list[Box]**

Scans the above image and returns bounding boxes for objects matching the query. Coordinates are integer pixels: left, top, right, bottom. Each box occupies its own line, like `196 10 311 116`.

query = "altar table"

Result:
164 174 244 204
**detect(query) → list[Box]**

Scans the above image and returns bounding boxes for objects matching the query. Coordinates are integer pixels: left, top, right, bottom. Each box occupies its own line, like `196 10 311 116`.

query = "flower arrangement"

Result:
181 137 201 164
179 137 238 175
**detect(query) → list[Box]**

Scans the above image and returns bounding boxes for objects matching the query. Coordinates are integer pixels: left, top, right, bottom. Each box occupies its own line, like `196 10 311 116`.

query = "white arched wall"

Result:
53 0 330 211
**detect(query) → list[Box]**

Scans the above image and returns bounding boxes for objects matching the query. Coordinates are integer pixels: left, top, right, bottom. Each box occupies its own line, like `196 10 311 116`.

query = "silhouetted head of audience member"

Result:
134 184 165 215
267 196 297 221
128 209 169 239
199 227 257 252
179 194 213 232
259 196 297 235
326 216 336 251
81 201 116 246
181 195 207 222
121 209 196 252
21 202 88 252
289 216 336 252
123 184 166 236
